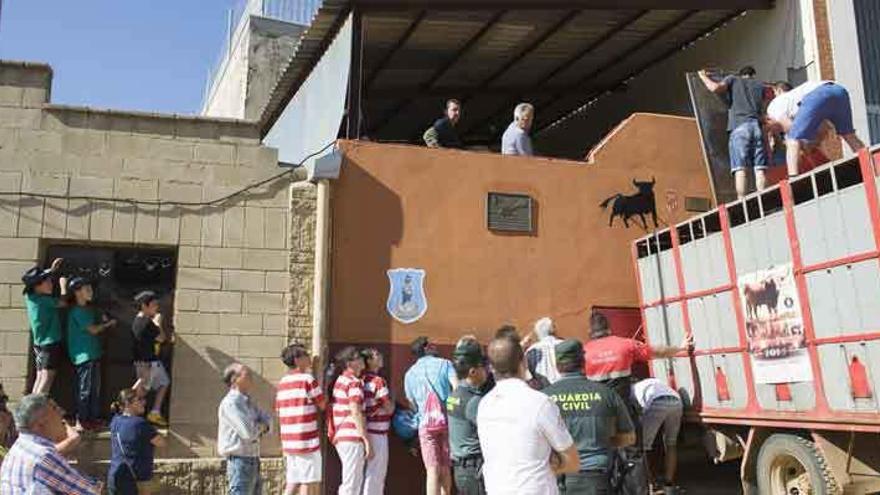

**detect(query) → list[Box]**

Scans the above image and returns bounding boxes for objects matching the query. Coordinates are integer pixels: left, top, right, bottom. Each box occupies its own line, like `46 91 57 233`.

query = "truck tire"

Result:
756 434 840 495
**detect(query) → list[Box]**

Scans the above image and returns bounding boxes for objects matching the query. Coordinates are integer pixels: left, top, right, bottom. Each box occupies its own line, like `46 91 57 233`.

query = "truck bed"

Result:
632 147 880 433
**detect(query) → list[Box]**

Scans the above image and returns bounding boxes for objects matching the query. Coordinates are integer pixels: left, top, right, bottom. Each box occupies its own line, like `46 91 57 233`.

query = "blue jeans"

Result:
75 360 101 423
789 82 855 141
729 120 767 173
227 456 262 495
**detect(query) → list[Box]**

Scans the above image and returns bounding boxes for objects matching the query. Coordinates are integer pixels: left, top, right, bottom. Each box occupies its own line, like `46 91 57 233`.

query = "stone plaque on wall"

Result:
486 192 533 233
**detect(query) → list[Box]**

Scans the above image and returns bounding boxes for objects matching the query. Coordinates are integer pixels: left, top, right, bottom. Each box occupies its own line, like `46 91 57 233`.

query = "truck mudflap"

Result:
632 147 880 430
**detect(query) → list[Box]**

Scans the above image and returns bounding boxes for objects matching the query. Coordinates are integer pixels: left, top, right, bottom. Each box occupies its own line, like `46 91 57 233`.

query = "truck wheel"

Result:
756 434 840 495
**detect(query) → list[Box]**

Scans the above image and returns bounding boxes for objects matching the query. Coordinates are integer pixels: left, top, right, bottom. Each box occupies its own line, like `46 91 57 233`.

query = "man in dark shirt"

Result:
446 340 490 495
544 339 635 495
131 291 170 427
698 66 767 199
423 99 464 149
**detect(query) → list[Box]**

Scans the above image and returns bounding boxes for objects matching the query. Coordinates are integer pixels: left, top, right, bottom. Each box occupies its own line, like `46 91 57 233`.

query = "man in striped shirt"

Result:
0 394 101 495
276 344 325 495
361 349 393 495
331 347 371 495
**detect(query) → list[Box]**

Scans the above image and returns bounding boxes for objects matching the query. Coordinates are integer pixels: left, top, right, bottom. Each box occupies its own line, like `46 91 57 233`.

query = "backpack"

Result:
610 449 649 495
392 407 418 441
421 371 448 434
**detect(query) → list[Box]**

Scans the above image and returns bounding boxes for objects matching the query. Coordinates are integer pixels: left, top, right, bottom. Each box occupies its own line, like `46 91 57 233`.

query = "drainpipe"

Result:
311 179 331 370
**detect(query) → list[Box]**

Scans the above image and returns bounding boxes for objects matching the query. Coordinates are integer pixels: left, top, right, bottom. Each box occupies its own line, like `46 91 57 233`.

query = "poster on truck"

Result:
738 263 813 384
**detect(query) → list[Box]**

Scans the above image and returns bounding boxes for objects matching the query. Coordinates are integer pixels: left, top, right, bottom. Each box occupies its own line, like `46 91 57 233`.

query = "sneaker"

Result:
146 411 168 427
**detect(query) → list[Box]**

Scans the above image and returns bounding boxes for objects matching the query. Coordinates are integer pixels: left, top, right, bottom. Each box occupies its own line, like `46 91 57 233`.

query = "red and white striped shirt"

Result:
275 371 324 454
332 370 365 443
363 372 391 435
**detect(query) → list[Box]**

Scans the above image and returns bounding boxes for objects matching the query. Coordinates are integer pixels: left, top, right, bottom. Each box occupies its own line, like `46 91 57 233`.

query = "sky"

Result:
0 0 237 115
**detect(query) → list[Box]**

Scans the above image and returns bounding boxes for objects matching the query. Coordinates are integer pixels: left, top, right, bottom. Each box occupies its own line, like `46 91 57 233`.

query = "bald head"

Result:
488 335 524 379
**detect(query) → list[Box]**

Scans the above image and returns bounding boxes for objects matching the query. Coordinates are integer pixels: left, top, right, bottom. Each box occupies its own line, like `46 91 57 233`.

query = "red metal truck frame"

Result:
632 148 880 433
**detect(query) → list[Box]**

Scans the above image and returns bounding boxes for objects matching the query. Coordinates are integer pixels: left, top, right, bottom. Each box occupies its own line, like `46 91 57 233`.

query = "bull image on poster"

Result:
738 263 812 384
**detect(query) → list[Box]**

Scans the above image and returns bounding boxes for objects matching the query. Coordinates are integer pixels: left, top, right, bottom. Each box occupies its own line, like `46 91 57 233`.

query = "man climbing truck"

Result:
632 147 880 495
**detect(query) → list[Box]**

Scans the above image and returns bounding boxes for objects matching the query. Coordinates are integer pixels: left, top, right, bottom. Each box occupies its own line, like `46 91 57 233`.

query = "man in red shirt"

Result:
583 312 689 401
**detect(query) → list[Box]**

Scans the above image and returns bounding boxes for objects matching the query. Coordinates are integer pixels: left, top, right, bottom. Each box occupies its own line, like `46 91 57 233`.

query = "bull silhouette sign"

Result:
599 177 658 229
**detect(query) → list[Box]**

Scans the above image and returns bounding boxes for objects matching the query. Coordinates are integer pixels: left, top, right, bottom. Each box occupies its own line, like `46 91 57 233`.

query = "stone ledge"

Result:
81 457 284 495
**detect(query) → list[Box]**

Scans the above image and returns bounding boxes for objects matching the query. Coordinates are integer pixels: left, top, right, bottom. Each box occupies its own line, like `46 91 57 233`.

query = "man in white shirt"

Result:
525 317 563 385
766 80 866 177
477 333 579 495
632 377 683 494
501 103 535 156
218 363 272 495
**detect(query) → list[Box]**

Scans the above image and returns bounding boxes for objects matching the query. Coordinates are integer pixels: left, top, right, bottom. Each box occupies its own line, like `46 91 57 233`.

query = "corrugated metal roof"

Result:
257 0 762 144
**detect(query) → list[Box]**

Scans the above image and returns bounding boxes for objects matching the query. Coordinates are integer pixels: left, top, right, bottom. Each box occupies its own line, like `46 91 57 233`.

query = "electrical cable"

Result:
0 140 337 207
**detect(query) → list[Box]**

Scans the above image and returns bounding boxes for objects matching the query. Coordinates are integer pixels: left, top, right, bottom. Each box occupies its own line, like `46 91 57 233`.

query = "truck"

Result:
632 147 880 495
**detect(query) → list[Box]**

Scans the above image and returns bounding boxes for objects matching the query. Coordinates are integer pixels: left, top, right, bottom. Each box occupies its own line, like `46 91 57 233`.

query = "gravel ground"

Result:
666 446 743 494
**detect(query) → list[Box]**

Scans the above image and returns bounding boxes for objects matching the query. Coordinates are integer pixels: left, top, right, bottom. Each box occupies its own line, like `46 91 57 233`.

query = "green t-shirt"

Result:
67 305 102 365
543 372 634 471
446 382 485 460
24 293 62 347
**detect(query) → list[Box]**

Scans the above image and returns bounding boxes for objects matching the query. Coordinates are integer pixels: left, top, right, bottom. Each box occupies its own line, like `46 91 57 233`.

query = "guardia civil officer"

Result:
447 340 491 495
544 339 636 494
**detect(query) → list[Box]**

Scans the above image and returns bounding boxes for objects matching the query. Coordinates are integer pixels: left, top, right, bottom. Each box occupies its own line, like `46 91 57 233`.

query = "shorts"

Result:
641 396 683 450
729 120 768 173
418 427 451 469
33 343 63 371
789 83 855 141
284 451 322 484
135 361 170 391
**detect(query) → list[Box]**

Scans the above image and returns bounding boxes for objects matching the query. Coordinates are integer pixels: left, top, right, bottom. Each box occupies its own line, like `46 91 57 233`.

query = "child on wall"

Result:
107 388 166 495
276 344 326 495
130 291 170 427
21 258 66 396
66 277 116 432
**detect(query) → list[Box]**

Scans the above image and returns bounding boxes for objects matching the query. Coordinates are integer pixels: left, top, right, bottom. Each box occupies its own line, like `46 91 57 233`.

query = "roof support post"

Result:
347 7 365 139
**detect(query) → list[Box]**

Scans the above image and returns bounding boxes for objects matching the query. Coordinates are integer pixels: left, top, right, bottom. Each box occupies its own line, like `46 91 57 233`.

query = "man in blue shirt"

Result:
404 337 457 495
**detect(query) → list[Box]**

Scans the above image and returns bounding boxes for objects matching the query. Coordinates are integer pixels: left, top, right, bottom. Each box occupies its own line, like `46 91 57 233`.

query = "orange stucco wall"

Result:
328 113 712 346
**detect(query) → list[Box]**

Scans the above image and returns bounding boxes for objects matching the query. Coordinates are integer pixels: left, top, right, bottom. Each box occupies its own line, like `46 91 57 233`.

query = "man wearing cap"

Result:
544 339 636 495
66 278 116 431
447 340 491 495
21 258 66 395
131 291 170 427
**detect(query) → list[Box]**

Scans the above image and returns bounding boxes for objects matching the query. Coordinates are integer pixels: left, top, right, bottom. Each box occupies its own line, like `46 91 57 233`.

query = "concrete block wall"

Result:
0 60 306 459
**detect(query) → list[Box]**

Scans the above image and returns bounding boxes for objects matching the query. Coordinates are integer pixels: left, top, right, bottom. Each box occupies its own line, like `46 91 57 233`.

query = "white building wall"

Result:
202 18 250 119
539 0 822 158
826 0 871 148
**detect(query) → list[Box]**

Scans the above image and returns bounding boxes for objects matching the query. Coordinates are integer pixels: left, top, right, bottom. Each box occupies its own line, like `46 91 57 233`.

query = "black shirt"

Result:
432 117 464 149
722 75 765 131
447 382 485 460
543 372 634 471
131 315 159 362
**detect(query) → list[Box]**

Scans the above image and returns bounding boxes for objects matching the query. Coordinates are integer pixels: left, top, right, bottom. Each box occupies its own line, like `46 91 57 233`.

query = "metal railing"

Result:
201 0 322 114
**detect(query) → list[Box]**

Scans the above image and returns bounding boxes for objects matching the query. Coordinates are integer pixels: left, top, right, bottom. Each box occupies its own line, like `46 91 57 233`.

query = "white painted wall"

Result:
202 17 250 119
826 0 871 148
540 0 823 158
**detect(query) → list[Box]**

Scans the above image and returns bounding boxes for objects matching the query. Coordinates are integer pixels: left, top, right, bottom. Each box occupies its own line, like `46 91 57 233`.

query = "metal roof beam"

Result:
364 10 428 90
368 10 507 135
353 0 771 11
536 10 745 134
457 10 647 138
